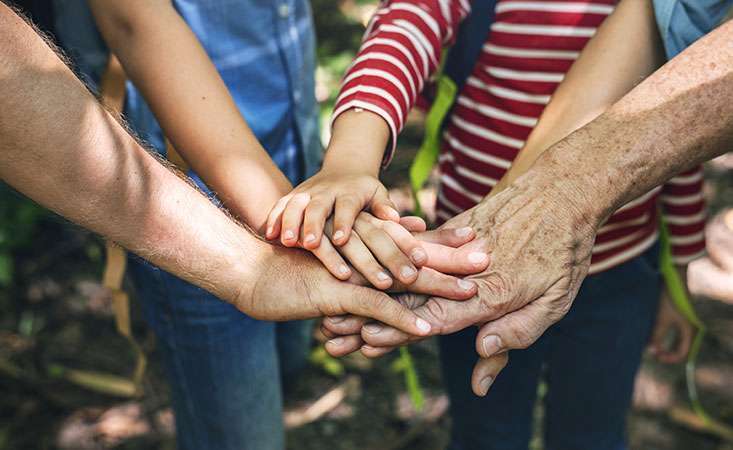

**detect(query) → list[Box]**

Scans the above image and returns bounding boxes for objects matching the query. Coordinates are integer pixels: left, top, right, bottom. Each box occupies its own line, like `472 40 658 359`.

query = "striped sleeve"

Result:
660 166 707 265
332 0 471 165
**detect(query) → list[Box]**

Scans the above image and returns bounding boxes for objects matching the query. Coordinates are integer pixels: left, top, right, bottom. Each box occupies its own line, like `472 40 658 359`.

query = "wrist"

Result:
524 135 618 230
326 108 390 176
229 233 275 313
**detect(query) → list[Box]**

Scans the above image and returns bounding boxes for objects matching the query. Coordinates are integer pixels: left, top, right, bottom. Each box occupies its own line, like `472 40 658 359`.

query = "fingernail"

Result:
468 252 488 264
327 316 346 324
304 233 316 243
481 335 502 357
478 376 494 396
338 265 350 276
456 226 473 237
457 279 475 291
283 230 295 240
416 318 431 334
328 337 345 345
363 323 383 334
333 230 345 241
400 266 417 279
377 271 391 282
410 248 427 264
266 226 274 236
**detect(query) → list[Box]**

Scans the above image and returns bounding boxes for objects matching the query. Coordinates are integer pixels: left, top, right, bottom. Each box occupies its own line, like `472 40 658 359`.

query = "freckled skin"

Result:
322 17 733 395
0 5 437 338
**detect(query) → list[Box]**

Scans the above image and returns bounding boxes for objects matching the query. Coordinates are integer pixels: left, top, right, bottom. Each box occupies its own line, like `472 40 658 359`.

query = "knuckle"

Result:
476 271 515 316
423 298 448 328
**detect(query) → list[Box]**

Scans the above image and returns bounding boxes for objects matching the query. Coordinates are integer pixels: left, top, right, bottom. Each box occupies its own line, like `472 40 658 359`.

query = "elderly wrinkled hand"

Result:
323 175 600 395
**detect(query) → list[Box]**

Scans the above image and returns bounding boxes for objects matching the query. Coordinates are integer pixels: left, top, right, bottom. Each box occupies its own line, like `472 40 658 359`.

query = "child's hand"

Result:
265 169 399 249
648 266 694 363
295 211 489 299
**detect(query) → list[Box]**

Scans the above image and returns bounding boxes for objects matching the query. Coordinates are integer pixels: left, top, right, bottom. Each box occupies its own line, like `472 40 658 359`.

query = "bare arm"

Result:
86 0 291 232
0 5 434 337
492 0 665 192
326 17 733 394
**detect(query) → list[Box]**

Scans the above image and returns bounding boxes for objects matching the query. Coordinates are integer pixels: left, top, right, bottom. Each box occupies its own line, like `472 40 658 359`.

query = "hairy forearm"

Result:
523 20 733 226
493 0 664 193
87 0 291 231
0 5 269 303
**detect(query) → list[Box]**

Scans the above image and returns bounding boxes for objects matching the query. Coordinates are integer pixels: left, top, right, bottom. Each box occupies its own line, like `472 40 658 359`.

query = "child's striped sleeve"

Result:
332 0 470 165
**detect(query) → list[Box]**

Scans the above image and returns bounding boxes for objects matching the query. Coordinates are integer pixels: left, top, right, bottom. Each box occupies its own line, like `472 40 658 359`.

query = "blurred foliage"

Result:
0 184 51 287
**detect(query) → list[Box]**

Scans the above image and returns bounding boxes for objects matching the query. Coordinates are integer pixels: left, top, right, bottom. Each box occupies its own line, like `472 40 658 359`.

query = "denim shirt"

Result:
653 0 733 59
53 0 322 188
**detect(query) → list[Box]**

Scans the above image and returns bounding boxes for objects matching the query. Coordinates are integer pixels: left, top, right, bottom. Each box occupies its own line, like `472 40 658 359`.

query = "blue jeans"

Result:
440 245 661 450
128 257 312 450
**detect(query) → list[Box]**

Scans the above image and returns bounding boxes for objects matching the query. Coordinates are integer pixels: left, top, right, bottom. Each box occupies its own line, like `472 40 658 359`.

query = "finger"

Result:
355 217 419 285
475 298 563 358
344 286 433 337
399 216 427 232
471 353 509 396
420 239 490 275
390 267 477 300
320 323 338 339
379 219 428 267
361 344 397 358
338 231 394 290
265 194 292 240
322 315 368 336
302 199 334 249
311 237 352 280
280 192 311 247
325 335 364 357
413 226 475 247
369 187 400 222
332 195 362 245
361 322 416 348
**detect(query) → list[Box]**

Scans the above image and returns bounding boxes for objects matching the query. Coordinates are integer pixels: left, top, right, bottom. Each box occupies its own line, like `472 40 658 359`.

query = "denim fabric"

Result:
52 0 322 183
440 245 662 450
128 257 312 450
653 0 733 59
53 2 320 449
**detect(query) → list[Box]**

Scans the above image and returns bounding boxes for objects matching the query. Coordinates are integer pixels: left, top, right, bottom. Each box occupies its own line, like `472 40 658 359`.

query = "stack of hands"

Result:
260 146 602 396
258 141 693 396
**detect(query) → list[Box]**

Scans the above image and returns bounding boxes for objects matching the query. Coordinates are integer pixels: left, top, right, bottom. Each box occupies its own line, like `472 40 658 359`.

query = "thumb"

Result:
369 187 400 222
471 353 509 396
342 285 433 337
475 296 566 358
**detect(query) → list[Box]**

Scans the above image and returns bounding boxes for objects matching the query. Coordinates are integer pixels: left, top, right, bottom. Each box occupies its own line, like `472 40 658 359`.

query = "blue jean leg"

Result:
440 245 661 450
440 327 547 450
543 250 661 450
127 257 311 450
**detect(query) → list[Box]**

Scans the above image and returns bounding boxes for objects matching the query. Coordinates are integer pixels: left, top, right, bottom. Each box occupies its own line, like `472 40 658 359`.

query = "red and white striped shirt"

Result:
334 0 706 273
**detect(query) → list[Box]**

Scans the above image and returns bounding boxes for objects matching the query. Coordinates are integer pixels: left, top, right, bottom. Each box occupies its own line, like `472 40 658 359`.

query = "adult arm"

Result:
327 16 733 393
491 0 666 190
86 0 291 232
492 0 705 263
0 5 434 336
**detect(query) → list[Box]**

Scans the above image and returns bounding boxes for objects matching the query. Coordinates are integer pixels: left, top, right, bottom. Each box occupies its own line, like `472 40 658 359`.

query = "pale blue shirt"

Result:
53 0 322 188
654 0 733 59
